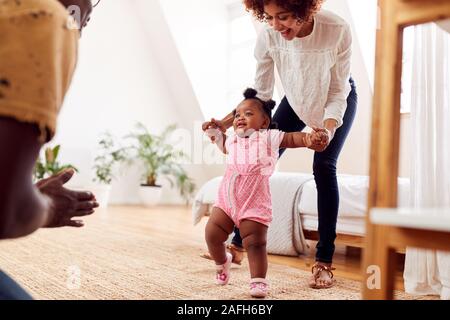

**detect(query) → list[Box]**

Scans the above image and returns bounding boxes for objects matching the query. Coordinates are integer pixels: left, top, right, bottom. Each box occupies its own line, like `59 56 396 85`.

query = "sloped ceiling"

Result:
133 0 205 128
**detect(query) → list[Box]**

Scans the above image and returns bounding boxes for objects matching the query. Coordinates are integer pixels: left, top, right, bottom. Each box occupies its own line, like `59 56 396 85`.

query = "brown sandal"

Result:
200 244 245 265
309 263 336 289
227 244 245 265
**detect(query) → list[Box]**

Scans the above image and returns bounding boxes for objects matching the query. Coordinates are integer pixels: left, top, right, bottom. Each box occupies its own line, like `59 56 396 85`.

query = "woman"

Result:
203 0 357 289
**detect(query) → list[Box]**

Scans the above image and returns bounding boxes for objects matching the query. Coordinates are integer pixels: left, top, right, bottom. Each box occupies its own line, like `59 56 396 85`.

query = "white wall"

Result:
158 0 229 121
52 0 209 204
158 0 237 180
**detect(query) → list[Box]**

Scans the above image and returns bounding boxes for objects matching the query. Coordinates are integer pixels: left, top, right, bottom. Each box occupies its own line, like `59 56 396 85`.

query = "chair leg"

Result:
363 224 398 300
364 243 397 299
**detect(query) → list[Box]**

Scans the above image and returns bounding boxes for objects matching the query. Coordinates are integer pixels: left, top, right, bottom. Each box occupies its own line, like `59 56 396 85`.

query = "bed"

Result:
192 172 410 257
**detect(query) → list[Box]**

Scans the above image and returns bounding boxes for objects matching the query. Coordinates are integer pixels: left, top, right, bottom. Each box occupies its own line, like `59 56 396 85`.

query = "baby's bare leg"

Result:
239 220 268 279
205 207 234 265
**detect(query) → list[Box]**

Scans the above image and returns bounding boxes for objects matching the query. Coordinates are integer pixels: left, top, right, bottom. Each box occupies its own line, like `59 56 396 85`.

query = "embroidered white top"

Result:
254 10 352 129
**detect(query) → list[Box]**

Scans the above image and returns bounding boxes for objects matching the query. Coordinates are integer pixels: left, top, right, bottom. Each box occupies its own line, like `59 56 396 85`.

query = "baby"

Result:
204 88 326 298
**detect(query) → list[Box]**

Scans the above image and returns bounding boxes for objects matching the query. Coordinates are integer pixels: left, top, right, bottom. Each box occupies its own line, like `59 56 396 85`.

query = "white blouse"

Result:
254 10 352 129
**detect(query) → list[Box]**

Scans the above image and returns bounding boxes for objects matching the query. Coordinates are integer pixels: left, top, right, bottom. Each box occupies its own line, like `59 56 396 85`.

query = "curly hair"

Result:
243 0 324 23
236 88 278 129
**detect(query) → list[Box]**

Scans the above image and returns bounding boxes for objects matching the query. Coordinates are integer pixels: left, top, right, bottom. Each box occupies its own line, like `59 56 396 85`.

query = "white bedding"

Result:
302 215 366 236
262 173 313 256
192 176 223 225
298 175 411 218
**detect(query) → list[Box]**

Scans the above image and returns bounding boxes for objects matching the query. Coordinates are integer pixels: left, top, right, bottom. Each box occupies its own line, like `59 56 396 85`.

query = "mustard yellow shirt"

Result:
0 0 79 141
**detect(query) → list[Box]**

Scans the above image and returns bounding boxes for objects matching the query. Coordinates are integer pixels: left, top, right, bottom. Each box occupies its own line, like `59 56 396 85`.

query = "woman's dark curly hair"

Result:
243 0 324 23
235 88 277 129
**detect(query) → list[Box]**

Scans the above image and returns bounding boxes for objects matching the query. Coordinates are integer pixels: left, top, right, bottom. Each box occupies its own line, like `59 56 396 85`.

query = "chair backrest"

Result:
363 0 450 300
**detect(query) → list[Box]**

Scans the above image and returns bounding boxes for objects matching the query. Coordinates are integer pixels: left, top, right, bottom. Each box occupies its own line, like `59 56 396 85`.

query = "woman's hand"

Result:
202 118 226 133
202 118 226 143
307 128 330 152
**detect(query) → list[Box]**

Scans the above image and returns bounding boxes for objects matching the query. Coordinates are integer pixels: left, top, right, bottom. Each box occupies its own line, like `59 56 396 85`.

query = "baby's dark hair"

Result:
236 88 277 129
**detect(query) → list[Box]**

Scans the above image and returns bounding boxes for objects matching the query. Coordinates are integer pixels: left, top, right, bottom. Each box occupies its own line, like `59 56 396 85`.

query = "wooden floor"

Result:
133 205 406 291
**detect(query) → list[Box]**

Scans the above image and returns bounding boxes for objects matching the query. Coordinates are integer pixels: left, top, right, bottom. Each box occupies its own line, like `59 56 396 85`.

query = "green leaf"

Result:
53 145 61 161
125 123 196 200
92 131 128 185
34 145 78 181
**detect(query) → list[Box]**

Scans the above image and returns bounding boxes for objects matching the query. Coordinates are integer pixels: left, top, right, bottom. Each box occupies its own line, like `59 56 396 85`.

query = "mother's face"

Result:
58 0 93 31
263 1 308 41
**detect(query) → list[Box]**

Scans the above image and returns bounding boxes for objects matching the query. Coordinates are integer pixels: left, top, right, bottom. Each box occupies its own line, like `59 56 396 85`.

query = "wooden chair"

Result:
362 0 450 300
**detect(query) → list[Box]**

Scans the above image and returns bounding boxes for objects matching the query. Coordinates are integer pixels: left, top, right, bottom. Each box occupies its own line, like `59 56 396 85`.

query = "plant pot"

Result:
139 185 162 207
90 184 112 209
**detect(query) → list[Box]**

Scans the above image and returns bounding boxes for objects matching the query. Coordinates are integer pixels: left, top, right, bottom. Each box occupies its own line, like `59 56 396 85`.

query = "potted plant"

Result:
127 123 196 207
34 145 78 181
92 132 126 208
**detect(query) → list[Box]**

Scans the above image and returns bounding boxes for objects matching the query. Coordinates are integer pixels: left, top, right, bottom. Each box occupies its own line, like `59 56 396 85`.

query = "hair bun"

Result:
243 88 258 99
266 99 276 111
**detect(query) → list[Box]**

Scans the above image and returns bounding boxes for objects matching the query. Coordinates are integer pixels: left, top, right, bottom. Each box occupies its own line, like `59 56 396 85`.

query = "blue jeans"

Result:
0 270 33 300
231 227 242 247
232 78 357 263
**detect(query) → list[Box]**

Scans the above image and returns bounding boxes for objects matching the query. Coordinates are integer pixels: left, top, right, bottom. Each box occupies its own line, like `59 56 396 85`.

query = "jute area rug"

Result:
0 208 435 300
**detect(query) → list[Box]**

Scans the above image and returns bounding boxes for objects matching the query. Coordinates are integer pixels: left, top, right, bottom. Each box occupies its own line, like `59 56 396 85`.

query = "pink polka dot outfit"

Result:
213 129 285 227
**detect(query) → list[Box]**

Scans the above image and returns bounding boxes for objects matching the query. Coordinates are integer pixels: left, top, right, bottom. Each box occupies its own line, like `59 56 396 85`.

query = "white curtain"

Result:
403 21 450 300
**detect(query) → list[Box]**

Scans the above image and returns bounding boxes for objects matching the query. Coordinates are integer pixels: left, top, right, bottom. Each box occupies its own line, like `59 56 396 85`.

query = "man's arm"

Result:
0 118 99 239
0 118 52 239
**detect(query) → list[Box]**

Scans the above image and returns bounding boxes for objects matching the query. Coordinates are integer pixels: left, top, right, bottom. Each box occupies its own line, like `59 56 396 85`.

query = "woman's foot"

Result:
227 244 245 265
216 252 232 285
309 262 336 289
201 244 245 265
250 278 268 298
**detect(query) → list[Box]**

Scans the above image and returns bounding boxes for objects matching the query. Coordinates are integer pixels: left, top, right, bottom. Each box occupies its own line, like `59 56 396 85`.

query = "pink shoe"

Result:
216 253 232 285
250 278 268 298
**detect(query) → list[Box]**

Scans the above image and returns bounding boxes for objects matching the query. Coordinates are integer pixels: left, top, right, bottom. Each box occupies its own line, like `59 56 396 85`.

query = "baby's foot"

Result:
216 253 232 285
309 262 336 289
250 278 268 298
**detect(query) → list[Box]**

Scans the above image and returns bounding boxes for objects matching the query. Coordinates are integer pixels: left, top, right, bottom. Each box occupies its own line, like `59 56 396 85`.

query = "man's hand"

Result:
36 169 99 228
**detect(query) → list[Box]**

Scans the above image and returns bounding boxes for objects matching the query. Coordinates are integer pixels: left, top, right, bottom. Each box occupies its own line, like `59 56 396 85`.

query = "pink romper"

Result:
213 129 285 228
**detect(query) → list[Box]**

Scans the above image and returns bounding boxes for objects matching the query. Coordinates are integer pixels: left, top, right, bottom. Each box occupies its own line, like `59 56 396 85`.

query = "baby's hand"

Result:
305 128 330 152
303 133 314 148
202 118 226 133
303 132 320 148
205 127 222 144
310 130 328 145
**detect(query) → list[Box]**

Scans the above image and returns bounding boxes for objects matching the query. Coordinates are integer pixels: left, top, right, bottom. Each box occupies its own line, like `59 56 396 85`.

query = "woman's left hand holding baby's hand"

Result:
308 128 330 152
